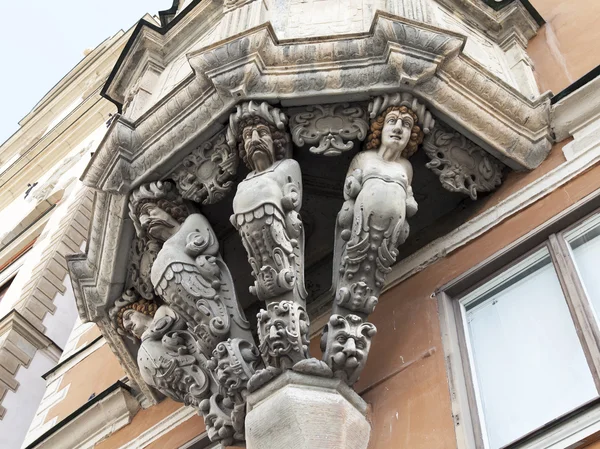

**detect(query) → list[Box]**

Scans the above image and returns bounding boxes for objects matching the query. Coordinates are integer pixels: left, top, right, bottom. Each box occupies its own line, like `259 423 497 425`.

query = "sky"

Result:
0 0 172 146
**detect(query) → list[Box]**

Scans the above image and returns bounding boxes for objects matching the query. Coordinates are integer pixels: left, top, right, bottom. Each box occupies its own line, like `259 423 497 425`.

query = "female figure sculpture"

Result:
332 94 433 318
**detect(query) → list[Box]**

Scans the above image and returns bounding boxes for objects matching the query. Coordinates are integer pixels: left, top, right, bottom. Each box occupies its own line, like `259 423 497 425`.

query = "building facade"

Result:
0 0 599 448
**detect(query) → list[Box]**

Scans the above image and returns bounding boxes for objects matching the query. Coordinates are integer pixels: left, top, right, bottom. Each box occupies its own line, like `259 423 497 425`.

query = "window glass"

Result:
461 247 597 449
566 215 600 323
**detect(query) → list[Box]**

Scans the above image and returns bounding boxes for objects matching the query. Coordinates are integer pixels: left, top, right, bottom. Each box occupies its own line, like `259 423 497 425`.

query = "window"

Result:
440 199 600 449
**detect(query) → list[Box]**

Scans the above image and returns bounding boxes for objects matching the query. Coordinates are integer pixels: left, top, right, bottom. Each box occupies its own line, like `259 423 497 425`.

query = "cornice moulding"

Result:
82 13 551 197
0 310 57 353
24 382 140 449
552 75 600 142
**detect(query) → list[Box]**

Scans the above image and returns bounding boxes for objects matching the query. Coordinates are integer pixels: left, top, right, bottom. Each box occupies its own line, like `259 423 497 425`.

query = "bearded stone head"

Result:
128 180 191 241
226 101 291 172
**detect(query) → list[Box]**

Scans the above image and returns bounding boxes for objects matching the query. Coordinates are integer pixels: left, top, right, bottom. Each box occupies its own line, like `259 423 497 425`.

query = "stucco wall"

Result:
529 0 600 93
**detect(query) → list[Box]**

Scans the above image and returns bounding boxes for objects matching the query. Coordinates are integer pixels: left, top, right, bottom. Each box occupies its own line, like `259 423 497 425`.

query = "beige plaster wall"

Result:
529 0 600 93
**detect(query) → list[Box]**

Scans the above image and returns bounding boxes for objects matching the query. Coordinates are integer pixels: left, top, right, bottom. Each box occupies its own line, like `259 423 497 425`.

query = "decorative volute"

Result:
68 1 549 447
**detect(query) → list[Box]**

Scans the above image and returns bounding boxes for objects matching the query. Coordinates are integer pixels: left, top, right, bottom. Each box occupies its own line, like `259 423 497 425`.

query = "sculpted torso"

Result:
232 158 302 216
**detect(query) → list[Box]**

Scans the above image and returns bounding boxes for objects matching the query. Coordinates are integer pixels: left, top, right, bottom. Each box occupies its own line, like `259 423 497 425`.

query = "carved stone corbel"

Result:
171 131 238 205
326 93 434 385
120 180 262 447
289 103 369 156
227 101 310 373
423 123 504 200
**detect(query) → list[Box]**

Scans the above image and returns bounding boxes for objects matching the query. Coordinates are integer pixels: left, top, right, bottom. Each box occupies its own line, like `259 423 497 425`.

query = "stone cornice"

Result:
102 0 221 107
552 72 600 142
82 13 551 198
0 310 58 353
0 310 61 419
24 382 140 449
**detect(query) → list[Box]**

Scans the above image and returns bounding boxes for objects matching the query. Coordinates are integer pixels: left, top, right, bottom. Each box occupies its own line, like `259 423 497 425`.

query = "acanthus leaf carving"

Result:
171 132 238 205
289 103 369 156
423 123 504 200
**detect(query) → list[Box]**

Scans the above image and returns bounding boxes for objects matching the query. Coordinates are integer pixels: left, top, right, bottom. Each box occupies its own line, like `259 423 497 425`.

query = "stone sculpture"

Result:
227 101 306 306
227 101 311 374
326 93 433 384
124 180 262 446
321 314 377 386
423 122 504 200
289 103 369 156
171 131 239 205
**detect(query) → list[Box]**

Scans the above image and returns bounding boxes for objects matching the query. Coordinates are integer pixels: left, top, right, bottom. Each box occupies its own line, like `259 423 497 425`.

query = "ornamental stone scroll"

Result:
423 123 504 200
115 180 263 447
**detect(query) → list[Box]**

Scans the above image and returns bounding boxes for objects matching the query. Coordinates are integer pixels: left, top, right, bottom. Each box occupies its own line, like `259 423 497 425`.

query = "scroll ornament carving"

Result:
171 132 238 205
121 181 262 447
423 124 504 200
325 93 433 384
290 103 369 156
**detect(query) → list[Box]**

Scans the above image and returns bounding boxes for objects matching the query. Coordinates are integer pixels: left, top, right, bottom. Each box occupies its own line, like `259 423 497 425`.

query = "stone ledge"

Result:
246 371 370 449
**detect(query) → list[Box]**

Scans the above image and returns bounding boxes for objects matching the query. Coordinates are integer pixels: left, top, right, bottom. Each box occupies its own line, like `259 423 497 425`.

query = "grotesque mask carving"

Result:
257 301 310 370
321 314 377 386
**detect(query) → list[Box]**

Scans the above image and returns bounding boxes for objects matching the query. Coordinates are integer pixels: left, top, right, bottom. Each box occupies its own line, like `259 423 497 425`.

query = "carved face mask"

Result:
242 124 275 170
322 314 376 385
263 318 292 355
380 111 414 155
139 204 179 242
122 309 153 339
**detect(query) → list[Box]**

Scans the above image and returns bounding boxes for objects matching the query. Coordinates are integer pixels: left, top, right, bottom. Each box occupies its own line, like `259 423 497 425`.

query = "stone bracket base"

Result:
245 371 370 449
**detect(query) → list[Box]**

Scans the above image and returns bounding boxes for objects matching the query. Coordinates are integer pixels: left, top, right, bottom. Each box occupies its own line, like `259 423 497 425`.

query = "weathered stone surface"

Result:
245 371 370 449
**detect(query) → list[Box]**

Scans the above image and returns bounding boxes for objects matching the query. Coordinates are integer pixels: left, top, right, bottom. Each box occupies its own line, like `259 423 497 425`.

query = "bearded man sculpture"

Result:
125 180 262 446
227 101 306 307
325 93 433 384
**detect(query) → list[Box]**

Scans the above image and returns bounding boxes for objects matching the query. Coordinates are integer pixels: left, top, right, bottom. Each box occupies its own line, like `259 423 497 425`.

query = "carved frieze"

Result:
171 132 238 205
423 124 504 200
289 103 369 156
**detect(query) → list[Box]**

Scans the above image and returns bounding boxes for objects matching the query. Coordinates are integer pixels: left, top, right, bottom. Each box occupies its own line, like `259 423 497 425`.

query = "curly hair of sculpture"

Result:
128 180 191 238
108 289 158 339
226 101 292 170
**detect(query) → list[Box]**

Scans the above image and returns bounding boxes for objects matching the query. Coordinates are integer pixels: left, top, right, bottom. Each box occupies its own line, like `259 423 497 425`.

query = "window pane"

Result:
462 248 597 449
566 215 600 323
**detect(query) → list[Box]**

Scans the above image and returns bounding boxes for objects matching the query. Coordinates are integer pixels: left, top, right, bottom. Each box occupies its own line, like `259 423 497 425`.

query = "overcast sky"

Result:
0 0 171 146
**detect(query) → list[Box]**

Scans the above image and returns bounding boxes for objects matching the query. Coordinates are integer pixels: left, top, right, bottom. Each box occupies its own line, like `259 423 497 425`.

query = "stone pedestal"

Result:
245 371 371 449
